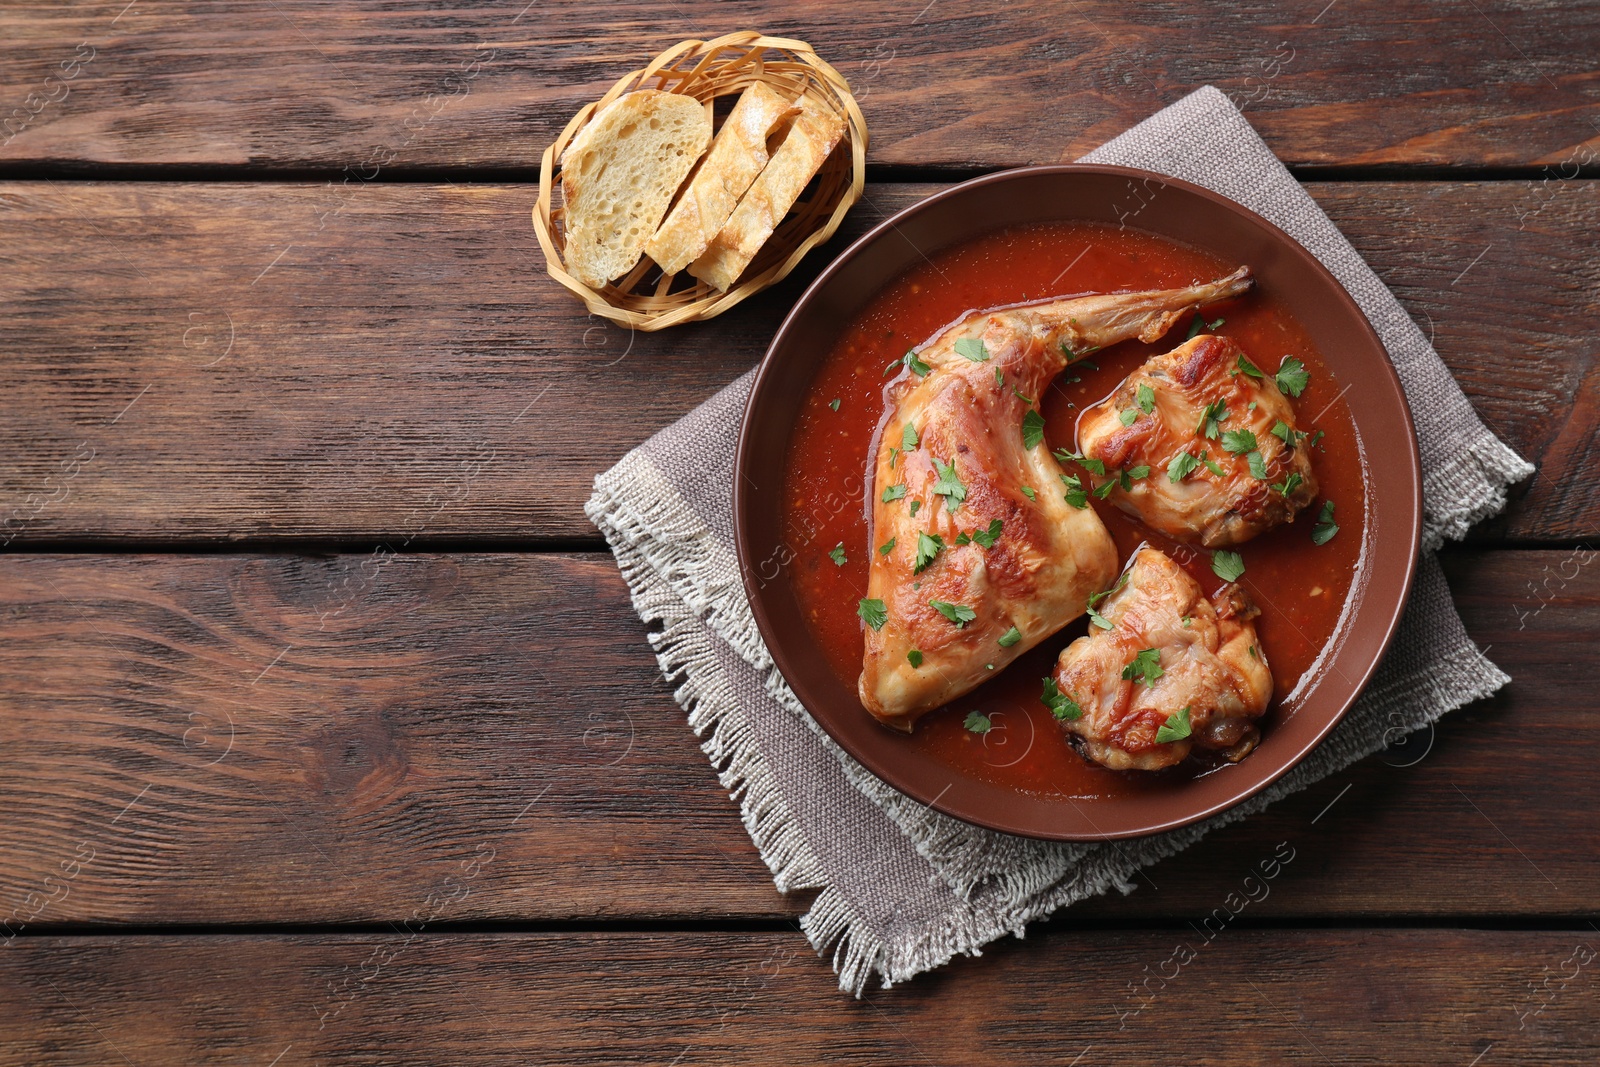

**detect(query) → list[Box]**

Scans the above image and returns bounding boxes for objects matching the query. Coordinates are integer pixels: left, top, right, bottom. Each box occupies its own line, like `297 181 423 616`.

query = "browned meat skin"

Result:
1051 546 1273 771
860 269 1254 731
1076 334 1318 548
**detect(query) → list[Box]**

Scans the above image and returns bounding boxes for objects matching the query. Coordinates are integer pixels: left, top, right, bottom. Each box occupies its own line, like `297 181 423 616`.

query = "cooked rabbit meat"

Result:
1049 546 1273 771
861 269 1254 731
1075 333 1317 548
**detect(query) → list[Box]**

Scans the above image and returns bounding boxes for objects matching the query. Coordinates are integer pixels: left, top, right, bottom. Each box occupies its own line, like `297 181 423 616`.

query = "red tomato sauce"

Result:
780 221 1365 799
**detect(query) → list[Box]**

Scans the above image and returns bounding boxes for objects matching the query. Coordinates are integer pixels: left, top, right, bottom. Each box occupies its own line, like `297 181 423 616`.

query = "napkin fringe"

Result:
1423 432 1536 550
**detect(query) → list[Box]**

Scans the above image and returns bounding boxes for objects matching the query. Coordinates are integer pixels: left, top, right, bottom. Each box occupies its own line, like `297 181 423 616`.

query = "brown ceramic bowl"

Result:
733 164 1421 840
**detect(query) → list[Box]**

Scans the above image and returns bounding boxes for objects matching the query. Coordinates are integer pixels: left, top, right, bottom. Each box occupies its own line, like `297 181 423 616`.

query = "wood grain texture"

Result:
1 1 1597 171
0 180 1593 544
3 930 1596 1065
0 548 1593 928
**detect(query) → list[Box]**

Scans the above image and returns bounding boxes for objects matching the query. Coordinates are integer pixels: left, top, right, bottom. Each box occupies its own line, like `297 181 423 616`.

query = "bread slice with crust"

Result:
559 90 711 289
688 100 846 291
644 82 799 276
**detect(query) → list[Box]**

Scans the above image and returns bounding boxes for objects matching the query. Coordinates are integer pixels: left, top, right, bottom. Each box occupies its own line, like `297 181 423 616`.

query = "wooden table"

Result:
1 3 1596 1063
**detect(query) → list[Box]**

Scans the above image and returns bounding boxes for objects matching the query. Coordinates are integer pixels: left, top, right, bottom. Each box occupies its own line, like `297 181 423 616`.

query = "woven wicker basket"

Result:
533 31 868 332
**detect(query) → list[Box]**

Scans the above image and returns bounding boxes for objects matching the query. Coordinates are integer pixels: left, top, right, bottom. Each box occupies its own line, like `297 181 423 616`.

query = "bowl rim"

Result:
733 162 1422 840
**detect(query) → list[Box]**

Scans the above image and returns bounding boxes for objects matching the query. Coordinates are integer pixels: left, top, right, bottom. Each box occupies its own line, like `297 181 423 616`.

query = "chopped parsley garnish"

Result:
1168 451 1200 483
957 518 1003 548
930 599 977 627
1211 549 1246 581
1059 341 1102 363
963 711 992 734
1155 706 1192 743
1125 464 1151 481
1121 648 1164 685
913 531 944 573
954 337 990 363
1200 450 1226 477
997 626 1022 648
907 649 924 668
1086 573 1129 630
857 598 887 630
829 398 841 411
1312 500 1339 545
1246 450 1268 479
1185 313 1224 340
1234 354 1265 379
909 499 921 516
1276 357 1309 397
887 446 900 469
1013 386 1035 405
878 536 897 556
1308 430 1325 450
902 422 918 451
1221 428 1258 454
1271 420 1306 447
1119 408 1138 427
828 543 847 566
995 367 1004 387
1041 678 1084 721
1136 383 1155 414
1053 448 1106 476
1062 472 1089 508
1020 485 1036 501
1196 399 1228 439
1022 408 1047 450
881 483 907 503
1274 472 1304 498
931 456 967 510
1092 477 1118 500
884 349 931 377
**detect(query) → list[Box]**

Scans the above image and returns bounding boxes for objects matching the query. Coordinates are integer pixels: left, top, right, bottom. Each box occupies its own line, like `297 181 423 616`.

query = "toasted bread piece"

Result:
559 90 711 289
643 83 799 276
688 101 846 291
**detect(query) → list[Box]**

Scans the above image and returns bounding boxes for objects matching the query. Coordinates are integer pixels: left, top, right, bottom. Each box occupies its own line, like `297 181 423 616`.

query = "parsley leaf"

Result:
881 483 907 503
1168 451 1199 483
1271 420 1307 448
1200 450 1226 477
907 649 923 668
1062 472 1089 509
963 711 992 734
1126 464 1151 481
1155 706 1192 743
1246 450 1268 479
954 337 989 363
1020 485 1036 501
1086 573 1128 629
970 519 1003 548
931 456 967 510
930 599 977 627
1185 313 1225 340
887 445 900 469
1211 549 1246 581
1274 472 1304 498
1040 678 1084 721
1308 430 1325 450
1119 408 1138 427
1276 357 1309 397
857 598 887 630
1092 477 1118 500
878 536 897 556
913 531 944 573
1013 386 1035 405
998 626 1022 648
909 499 921 516
884 349 932 377
1136 383 1156 415
1235 355 1265 379
1196 399 1228 439
1054 448 1106 476
828 543 847 566
829 398 841 411
902 422 918 451
1121 648 1164 684
994 367 1004 387
1022 408 1046 450
1312 500 1339 545
1221 428 1258 454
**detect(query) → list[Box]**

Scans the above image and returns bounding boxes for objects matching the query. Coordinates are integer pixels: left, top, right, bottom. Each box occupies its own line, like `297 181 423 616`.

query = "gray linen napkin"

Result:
586 86 1534 994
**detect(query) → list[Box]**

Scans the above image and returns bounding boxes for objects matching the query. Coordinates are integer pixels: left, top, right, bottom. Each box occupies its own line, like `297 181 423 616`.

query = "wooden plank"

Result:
0 548 1592 928
1 1 1596 171
2 929 1595 1064
0 180 1593 545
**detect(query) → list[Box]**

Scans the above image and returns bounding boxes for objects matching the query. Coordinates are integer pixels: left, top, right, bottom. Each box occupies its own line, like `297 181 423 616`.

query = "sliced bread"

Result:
560 90 711 289
644 82 799 276
688 100 846 292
